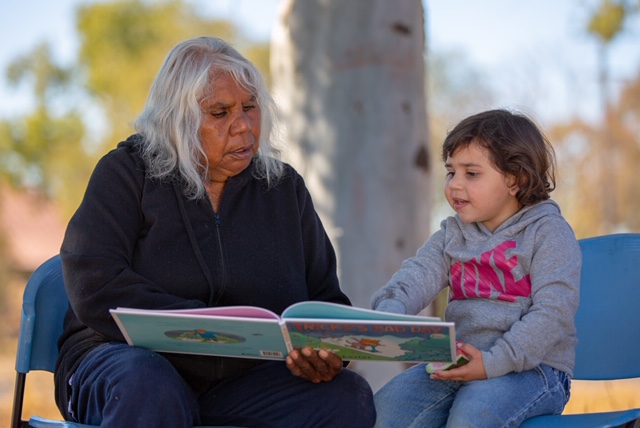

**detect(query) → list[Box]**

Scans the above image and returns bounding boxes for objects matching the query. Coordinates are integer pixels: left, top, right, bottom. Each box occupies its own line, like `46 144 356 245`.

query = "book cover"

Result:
110 301 456 363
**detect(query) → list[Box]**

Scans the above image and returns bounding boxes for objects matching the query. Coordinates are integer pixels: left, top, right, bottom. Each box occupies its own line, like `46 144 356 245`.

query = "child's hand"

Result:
429 342 487 382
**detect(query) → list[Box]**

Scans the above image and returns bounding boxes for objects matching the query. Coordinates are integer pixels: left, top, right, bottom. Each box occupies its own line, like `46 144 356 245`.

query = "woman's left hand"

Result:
429 342 488 382
286 347 344 383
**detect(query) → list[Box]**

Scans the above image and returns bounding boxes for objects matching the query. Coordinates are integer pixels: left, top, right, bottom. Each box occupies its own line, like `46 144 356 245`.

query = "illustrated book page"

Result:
110 301 456 363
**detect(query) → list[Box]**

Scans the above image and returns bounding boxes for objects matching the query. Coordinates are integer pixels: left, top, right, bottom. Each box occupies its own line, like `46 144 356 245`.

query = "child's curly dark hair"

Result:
441 109 556 206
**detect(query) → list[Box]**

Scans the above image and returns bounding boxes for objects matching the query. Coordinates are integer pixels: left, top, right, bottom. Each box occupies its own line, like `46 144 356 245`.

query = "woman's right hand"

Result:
285 347 344 383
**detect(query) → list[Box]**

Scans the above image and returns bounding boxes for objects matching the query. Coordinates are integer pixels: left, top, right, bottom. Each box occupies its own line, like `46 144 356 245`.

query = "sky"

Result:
1 0 639 130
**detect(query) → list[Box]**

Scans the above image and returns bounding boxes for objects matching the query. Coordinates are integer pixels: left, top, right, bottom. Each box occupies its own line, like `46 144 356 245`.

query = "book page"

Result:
114 306 280 320
111 309 289 359
281 301 440 322
284 318 455 363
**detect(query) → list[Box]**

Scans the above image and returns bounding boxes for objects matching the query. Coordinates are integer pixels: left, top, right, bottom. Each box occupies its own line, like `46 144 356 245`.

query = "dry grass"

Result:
0 355 62 427
564 378 640 415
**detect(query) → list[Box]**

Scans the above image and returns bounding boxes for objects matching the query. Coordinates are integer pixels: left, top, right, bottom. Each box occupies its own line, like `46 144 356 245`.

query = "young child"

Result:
371 109 581 427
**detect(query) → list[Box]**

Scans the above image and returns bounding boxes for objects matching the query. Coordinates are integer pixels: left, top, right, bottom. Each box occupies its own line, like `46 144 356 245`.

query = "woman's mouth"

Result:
231 144 254 158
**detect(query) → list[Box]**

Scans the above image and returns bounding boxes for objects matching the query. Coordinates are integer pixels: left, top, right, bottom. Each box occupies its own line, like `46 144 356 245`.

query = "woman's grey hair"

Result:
133 36 284 199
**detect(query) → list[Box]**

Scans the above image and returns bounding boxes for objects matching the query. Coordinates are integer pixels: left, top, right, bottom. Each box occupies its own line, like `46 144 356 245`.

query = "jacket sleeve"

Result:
61 146 205 341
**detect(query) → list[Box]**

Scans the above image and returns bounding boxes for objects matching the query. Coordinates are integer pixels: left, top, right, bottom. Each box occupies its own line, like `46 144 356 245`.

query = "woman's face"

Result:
199 72 261 182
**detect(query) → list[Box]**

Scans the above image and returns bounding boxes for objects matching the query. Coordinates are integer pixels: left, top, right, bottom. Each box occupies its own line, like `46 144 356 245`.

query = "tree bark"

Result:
271 0 431 392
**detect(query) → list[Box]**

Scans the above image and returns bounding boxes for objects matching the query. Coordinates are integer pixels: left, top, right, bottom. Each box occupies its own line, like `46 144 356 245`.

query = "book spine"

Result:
110 312 135 346
279 320 294 354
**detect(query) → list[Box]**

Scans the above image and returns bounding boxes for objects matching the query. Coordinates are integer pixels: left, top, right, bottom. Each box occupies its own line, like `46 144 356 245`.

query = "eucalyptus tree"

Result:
271 0 430 391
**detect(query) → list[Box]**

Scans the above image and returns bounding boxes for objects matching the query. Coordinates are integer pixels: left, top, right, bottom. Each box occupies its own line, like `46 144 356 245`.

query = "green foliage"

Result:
0 42 89 217
549 70 640 236
0 0 270 220
552 0 640 236
6 43 73 104
243 43 272 85
77 0 229 108
75 0 269 153
587 0 626 42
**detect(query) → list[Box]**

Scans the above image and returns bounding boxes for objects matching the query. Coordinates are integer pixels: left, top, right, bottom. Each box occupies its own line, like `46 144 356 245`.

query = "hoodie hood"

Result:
451 200 563 242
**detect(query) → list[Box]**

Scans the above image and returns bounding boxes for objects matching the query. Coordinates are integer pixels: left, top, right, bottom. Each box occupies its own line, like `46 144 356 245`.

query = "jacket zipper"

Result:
213 212 225 304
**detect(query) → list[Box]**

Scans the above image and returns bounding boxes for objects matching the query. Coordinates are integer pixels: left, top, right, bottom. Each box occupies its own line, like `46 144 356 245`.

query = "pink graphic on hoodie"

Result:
449 241 531 302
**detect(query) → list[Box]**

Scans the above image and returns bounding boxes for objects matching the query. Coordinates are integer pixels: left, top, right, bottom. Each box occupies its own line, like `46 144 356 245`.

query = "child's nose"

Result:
447 175 463 189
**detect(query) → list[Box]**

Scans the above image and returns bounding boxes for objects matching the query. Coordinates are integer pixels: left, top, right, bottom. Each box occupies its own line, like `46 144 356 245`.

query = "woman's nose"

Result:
230 112 250 135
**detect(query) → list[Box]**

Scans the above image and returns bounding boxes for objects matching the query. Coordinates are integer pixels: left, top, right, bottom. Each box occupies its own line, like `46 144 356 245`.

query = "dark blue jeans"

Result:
62 342 376 427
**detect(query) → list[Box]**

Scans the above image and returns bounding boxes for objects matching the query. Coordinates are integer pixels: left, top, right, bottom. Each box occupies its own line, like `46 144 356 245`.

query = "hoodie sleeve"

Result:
481 216 581 378
371 224 451 315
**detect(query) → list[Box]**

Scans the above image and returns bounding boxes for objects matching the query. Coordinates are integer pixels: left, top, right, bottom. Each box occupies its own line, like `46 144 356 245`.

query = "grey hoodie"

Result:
371 200 581 378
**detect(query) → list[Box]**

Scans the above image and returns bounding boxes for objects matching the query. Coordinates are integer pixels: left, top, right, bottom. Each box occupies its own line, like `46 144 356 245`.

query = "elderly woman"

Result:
54 36 375 428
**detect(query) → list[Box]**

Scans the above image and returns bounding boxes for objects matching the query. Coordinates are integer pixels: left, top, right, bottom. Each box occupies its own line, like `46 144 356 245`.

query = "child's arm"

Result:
371 226 450 315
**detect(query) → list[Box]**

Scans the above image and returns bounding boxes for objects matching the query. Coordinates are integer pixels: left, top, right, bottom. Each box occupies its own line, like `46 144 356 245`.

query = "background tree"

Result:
0 42 88 217
550 69 640 236
271 0 429 391
0 0 271 219
587 0 624 232
75 0 270 156
549 0 640 236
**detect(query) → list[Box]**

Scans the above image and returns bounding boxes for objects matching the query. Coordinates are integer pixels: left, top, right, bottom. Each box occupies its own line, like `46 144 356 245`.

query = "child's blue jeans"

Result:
374 363 570 428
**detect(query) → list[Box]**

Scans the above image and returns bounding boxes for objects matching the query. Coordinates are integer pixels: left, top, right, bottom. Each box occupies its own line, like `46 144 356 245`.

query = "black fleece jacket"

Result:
55 135 349 399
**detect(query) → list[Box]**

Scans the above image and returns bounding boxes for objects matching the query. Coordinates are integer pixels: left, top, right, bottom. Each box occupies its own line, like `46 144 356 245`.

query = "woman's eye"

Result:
243 103 256 112
212 111 226 118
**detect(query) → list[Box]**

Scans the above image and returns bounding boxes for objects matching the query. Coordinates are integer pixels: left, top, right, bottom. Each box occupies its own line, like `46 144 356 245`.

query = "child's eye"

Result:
445 171 454 178
466 171 479 178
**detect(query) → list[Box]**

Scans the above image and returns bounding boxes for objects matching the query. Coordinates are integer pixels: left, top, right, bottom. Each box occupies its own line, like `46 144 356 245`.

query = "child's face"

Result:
444 142 521 232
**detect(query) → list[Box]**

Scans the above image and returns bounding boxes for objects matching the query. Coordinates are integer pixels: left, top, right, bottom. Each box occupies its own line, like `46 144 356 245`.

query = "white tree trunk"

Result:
271 0 431 392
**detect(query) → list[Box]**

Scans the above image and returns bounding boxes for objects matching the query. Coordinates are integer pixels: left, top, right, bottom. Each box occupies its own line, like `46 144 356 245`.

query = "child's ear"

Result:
506 174 520 195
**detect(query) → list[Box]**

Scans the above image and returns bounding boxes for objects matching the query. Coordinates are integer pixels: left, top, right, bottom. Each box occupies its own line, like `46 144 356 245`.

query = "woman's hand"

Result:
429 342 487 382
286 347 343 383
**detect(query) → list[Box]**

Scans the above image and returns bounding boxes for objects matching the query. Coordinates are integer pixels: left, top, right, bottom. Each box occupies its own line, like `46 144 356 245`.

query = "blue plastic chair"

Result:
10 255 236 428
521 233 640 427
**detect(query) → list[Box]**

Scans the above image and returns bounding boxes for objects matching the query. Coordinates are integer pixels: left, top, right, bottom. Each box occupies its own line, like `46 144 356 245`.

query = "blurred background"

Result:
1 0 639 425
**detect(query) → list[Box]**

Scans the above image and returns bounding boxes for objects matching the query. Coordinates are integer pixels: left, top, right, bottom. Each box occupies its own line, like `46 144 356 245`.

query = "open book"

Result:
110 301 456 363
